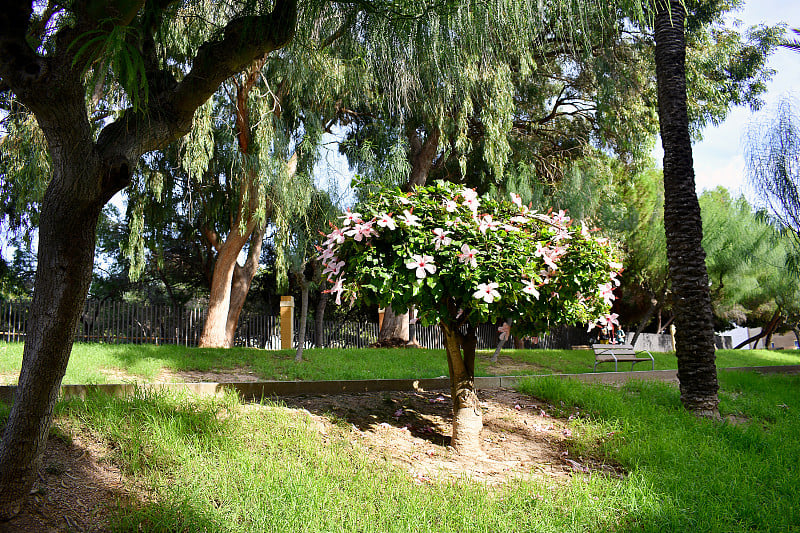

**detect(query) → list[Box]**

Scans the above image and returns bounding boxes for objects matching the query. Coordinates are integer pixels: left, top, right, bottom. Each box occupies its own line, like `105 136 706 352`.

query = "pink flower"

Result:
535 243 559 271
323 228 346 246
351 220 375 242
473 282 501 304
432 228 452 250
551 209 570 226
318 247 337 262
457 244 478 268
330 277 346 305
444 199 459 212
376 212 396 230
598 282 615 305
405 254 436 278
498 322 511 341
510 192 523 208
340 209 362 227
399 209 420 227
522 279 540 300
322 259 345 280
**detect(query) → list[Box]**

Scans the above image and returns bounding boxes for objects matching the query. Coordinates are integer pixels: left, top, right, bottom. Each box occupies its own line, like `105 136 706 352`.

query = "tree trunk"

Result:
654 0 719 417
295 279 310 362
378 305 409 344
198 222 255 348
491 318 512 362
224 225 266 346
440 323 482 456
631 291 663 348
733 310 781 349
314 291 328 347
0 151 110 518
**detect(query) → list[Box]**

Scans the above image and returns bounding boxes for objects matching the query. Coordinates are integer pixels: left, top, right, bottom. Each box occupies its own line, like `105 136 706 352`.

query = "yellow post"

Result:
378 308 385 331
280 296 294 349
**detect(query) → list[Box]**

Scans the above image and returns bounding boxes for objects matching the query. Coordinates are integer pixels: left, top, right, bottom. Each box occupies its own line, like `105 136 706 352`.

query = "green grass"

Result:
3 371 790 531
1 342 799 385
516 372 800 531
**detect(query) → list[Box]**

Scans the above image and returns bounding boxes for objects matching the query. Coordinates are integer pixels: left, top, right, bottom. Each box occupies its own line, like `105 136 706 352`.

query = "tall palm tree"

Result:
654 0 719 416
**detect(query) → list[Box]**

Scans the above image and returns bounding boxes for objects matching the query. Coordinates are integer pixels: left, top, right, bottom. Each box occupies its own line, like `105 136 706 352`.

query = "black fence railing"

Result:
1 299 589 350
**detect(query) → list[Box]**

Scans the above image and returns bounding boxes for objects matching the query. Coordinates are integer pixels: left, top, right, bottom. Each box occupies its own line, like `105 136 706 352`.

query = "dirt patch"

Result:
0 427 136 533
1 386 622 531
156 367 262 383
282 387 624 485
483 355 546 376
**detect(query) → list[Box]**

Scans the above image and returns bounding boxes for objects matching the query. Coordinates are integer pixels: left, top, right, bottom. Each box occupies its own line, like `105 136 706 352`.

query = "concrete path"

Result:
1 365 798 404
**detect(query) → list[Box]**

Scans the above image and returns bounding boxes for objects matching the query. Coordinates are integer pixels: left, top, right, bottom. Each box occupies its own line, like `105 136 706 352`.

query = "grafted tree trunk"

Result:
440 322 482 456
654 0 719 416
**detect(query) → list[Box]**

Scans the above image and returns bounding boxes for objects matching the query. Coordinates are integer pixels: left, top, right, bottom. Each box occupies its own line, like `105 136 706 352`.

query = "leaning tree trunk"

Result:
440 322 482 456
0 141 115 518
655 0 719 416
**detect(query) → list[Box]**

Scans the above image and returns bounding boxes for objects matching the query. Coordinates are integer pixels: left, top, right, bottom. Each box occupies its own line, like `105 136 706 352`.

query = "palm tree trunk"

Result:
654 0 719 416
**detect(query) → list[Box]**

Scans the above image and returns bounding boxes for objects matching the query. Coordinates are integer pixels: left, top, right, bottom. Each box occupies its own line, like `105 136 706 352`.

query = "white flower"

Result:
399 209 420 227
609 260 623 271
473 282 501 304
522 279 540 300
340 209 362 227
405 254 437 279
510 192 523 208
397 195 412 205
510 216 529 225
444 199 459 212
478 214 499 234
457 244 478 268
461 188 480 212
432 228 452 250
376 213 396 230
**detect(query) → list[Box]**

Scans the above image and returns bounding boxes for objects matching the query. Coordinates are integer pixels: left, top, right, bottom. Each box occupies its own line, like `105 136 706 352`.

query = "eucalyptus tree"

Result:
0 0 300 516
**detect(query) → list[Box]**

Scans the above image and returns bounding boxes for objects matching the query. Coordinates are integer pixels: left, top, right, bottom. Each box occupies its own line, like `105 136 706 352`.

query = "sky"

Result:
683 0 800 200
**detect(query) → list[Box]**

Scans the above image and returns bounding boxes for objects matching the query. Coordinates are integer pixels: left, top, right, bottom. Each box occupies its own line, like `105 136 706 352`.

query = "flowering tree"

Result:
319 180 620 455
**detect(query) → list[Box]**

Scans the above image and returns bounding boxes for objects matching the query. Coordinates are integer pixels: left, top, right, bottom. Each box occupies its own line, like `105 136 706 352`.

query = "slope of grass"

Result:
2 371 788 531
2 341 799 385
516 372 800 532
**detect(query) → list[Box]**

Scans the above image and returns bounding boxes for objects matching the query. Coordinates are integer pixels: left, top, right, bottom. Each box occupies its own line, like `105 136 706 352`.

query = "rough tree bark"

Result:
0 0 297 517
440 322 482 456
314 291 329 347
295 276 310 362
654 0 719 416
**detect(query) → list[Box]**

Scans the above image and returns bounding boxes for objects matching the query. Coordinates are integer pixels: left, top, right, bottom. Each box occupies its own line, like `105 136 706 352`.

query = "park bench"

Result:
592 343 655 372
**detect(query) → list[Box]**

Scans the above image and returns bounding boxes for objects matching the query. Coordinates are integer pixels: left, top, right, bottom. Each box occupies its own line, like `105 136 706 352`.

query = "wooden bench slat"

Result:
592 343 655 372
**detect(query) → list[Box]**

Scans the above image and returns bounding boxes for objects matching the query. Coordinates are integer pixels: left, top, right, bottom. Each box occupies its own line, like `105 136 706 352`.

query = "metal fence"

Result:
1 299 589 350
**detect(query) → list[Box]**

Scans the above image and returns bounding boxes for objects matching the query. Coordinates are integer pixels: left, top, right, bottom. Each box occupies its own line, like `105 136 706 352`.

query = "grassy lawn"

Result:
2 341 800 384
3 370 794 531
